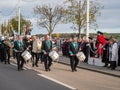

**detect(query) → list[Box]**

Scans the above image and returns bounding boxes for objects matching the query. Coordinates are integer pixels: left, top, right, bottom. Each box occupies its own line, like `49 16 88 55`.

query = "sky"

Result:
0 0 120 35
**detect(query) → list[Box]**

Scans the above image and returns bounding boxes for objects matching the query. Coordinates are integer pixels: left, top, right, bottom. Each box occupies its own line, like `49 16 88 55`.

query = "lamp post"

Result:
86 0 89 38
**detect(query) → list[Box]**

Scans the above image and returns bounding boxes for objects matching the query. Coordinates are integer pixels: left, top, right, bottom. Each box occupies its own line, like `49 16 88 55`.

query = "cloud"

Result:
0 0 120 34
97 0 120 30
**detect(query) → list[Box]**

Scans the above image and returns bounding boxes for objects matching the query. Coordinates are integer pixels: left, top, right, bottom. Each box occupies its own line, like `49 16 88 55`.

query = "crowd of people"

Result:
0 34 53 71
62 31 120 70
0 31 120 72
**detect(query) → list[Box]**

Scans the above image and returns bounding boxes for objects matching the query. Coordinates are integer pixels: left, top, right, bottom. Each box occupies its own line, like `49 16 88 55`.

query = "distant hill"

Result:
36 33 120 40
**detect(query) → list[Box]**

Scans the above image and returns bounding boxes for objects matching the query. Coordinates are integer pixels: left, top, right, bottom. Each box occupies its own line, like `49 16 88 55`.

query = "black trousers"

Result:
70 56 79 71
44 54 52 71
13 50 16 59
0 47 5 62
0 47 4 62
16 52 25 70
32 53 40 66
40 52 44 63
110 61 116 69
4 48 11 64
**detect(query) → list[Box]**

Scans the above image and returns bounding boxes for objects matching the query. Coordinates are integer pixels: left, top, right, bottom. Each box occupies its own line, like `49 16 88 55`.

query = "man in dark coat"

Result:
42 35 53 71
68 36 79 72
89 37 96 57
14 35 25 71
102 38 110 67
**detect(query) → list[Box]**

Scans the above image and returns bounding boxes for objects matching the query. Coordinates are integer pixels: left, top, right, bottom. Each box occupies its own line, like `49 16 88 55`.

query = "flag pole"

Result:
86 0 89 38
18 0 21 35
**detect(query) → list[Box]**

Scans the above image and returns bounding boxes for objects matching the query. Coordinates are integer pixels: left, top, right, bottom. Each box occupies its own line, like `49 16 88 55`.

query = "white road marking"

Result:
11 63 17 67
11 61 77 89
11 62 27 70
37 74 77 90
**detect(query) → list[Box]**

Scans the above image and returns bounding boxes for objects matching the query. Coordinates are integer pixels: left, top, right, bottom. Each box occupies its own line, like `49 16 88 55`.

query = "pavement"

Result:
58 56 120 78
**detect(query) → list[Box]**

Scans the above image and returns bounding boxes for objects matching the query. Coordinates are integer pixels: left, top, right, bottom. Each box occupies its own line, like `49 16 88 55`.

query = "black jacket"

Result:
68 42 79 55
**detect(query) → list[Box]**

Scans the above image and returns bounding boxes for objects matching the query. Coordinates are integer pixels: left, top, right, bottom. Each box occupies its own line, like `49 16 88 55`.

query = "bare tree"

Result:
34 5 65 37
64 0 102 38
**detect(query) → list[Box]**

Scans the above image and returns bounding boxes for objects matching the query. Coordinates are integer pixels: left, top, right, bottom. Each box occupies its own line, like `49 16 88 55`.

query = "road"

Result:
0 62 71 90
1 58 120 90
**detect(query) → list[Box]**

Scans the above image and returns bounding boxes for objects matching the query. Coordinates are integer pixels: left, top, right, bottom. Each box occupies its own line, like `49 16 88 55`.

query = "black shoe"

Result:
45 69 48 71
36 65 39 67
21 68 24 71
48 68 51 71
74 69 77 72
32 64 34 67
72 70 74 72
18 68 21 71
111 68 115 70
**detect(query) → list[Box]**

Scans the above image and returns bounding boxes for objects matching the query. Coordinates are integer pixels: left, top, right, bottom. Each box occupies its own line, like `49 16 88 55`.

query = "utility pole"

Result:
18 0 21 35
78 0 81 39
86 0 89 38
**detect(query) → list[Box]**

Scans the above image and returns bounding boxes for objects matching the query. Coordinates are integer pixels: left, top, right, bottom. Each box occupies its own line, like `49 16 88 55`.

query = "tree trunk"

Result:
78 25 81 39
49 20 52 37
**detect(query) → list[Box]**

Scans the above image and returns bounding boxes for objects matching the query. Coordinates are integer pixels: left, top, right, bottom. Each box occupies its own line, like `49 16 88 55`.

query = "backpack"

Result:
36 40 42 51
32 39 42 53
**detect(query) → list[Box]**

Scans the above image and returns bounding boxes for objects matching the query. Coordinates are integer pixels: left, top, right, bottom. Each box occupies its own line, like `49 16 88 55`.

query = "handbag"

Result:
76 52 86 61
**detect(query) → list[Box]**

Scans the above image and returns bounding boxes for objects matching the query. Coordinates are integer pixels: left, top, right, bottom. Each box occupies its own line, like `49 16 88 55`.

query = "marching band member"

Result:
68 36 79 72
4 37 12 64
102 38 110 67
42 35 53 71
0 36 5 62
32 36 42 67
14 35 25 71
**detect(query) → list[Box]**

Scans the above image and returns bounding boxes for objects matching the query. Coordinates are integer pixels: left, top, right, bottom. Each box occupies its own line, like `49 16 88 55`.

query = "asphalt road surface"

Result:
0 63 71 90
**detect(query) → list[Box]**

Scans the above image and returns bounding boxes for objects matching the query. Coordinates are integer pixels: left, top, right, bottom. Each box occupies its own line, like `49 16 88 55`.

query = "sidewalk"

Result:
58 56 120 78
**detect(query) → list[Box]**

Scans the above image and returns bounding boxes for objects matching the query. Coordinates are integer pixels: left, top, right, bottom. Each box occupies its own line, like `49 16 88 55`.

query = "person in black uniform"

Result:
88 37 96 57
0 36 5 62
68 36 79 72
14 35 25 71
4 37 12 64
102 38 110 67
80 37 90 63
42 35 53 71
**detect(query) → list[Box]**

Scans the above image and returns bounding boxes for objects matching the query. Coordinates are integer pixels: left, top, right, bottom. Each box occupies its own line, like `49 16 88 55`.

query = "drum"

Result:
49 51 59 61
76 52 86 61
21 50 32 61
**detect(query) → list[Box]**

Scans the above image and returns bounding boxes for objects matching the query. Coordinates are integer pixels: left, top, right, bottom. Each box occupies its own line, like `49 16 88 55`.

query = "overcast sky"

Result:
0 0 120 35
